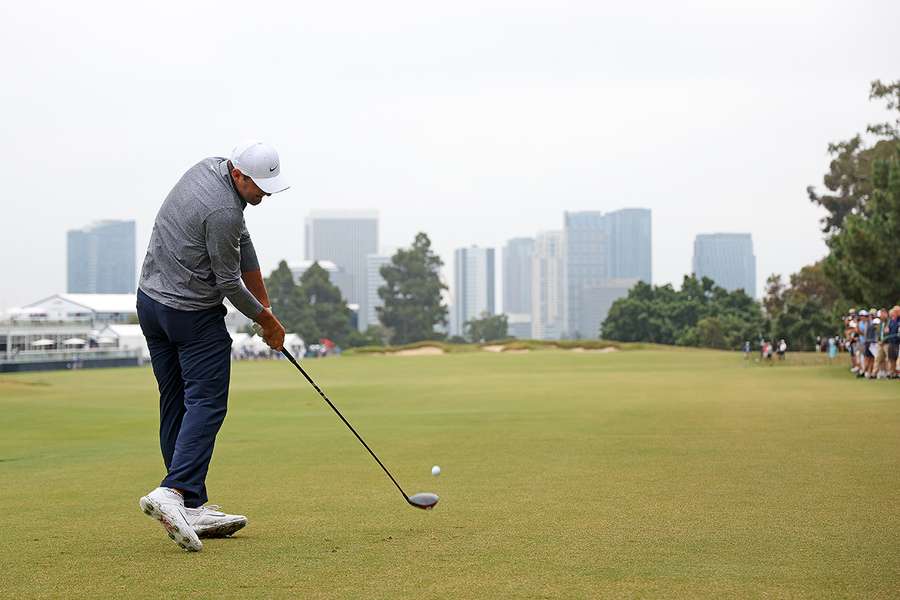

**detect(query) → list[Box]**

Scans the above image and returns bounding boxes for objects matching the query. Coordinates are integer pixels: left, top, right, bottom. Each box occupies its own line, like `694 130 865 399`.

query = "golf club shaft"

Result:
278 347 410 501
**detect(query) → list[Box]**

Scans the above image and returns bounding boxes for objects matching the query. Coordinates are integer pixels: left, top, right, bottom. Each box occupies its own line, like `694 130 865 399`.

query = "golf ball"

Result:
431 465 441 477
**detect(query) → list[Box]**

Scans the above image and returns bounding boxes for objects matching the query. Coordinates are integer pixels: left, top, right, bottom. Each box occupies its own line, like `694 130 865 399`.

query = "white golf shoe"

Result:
185 504 248 538
139 487 203 552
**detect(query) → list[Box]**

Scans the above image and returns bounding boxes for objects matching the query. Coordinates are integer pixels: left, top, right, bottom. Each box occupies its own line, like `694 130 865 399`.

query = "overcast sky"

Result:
1 0 897 311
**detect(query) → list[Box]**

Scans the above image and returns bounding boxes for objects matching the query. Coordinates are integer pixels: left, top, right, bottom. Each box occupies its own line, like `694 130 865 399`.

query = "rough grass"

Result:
1 349 898 598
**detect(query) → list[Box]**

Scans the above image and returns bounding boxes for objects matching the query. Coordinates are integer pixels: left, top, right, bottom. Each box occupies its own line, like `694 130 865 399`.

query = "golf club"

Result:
255 325 438 510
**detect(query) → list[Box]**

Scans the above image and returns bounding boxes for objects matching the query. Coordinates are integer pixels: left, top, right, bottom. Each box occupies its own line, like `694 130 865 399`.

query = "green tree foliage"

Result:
824 143 900 307
344 325 388 348
763 274 786 316
377 232 448 345
465 312 509 342
601 275 765 349
806 138 896 234
769 297 833 351
295 262 353 345
264 260 353 346
264 260 306 331
692 317 727 349
763 264 841 350
808 80 900 234
866 80 900 139
786 262 843 310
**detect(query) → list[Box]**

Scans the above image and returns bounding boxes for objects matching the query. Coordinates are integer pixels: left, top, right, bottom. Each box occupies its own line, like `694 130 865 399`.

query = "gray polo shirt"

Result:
139 157 264 319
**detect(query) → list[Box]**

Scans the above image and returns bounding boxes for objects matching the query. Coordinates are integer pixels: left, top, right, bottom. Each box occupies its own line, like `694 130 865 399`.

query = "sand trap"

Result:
569 347 618 353
482 345 505 352
502 349 530 354
392 347 445 356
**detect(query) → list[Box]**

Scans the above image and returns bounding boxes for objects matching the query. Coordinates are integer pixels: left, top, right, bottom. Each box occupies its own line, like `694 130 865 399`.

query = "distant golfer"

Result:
136 141 288 552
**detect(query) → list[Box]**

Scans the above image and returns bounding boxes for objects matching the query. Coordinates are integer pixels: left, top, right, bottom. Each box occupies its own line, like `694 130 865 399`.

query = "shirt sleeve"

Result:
205 208 264 319
239 218 260 273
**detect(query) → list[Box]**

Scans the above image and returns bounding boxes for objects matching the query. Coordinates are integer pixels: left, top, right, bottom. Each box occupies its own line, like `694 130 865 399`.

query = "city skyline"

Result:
19 207 766 318
3 3 895 313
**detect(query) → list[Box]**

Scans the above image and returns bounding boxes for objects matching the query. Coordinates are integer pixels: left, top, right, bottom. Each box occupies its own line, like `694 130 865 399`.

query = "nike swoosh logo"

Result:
269 165 278 172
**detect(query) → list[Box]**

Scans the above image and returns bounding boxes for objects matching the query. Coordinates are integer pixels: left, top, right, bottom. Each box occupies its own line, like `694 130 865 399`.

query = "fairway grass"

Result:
1 350 898 598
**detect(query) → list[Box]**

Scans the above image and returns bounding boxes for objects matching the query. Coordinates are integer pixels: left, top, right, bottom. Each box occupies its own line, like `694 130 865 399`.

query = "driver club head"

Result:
407 493 439 510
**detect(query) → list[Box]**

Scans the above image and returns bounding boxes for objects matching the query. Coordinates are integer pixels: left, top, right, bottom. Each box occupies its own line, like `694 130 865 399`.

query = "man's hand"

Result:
255 307 286 351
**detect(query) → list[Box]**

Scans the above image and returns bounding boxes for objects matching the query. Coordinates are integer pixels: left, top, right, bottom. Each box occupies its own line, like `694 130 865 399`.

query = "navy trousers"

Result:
136 289 232 508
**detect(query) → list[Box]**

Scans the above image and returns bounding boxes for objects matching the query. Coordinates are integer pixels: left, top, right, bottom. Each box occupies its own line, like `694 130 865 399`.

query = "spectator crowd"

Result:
840 306 900 380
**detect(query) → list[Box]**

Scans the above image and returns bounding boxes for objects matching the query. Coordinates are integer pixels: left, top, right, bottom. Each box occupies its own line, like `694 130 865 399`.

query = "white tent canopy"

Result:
231 333 305 359
96 324 150 359
247 334 271 354
31 338 55 347
283 333 306 358
62 338 87 345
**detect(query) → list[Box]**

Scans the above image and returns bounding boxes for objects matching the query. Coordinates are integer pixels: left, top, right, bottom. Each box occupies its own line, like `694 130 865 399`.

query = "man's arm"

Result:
238 225 284 350
206 209 284 349
241 268 285 349
241 269 271 308
205 209 264 319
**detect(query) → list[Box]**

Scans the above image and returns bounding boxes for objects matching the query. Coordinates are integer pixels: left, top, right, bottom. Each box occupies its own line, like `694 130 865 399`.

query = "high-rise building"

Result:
502 237 534 315
531 231 565 340
563 212 607 338
563 209 652 338
583 278 639 338
67 220 136 293
452 246 495 337
304 210 378 310
692 233 757 297
605 208 652 283
362 254 391 331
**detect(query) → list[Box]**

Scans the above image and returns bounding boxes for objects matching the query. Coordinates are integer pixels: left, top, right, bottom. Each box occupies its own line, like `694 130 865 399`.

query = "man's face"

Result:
231 167 270 206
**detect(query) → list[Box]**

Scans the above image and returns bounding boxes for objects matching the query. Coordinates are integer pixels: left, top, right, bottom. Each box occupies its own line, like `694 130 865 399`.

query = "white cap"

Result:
230 140 290 194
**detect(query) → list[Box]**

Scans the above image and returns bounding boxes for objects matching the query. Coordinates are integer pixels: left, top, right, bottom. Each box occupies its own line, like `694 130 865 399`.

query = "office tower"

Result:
531 231 565 340
452 246 495 337
304 210 378 307
605 208 652 283
67 220 136 293
362 254 391 331
563 209 652 338
563 211 607 338
692 233 756 297
583 278 640 337
502 237 534 316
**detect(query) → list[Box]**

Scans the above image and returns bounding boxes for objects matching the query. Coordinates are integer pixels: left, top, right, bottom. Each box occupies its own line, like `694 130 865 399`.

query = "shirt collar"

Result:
218 158 247 211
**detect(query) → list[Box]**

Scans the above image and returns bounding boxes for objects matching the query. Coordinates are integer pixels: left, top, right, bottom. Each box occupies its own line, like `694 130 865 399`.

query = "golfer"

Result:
136 141 288 552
